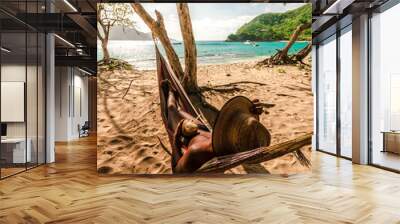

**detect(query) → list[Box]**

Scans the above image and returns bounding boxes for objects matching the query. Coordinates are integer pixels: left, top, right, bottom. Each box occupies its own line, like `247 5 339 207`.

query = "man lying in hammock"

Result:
161 80 271 173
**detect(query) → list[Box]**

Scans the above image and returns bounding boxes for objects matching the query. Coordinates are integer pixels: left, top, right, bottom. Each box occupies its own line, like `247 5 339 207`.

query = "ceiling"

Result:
5 0 393 73
0 0 97 75
312 0 390 42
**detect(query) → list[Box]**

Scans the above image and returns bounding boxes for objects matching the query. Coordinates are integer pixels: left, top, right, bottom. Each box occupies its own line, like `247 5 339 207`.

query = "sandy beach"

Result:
97 58 313 175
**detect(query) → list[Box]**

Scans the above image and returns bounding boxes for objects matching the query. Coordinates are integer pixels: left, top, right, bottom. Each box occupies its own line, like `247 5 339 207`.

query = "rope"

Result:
154 40 212 131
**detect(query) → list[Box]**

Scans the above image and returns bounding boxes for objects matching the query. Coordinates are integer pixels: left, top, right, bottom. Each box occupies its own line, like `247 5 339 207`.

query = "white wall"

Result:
55 66 69 141
54 67 89 141
1 65 28 138
72 73 89 138
1 64 41 140
1 63 46 164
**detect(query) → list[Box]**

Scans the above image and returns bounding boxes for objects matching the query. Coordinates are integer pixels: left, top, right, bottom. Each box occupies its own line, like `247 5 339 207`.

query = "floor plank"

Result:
0 135 399 223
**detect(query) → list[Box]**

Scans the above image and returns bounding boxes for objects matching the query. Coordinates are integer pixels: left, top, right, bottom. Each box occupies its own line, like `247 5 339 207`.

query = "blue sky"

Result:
133 3 307 41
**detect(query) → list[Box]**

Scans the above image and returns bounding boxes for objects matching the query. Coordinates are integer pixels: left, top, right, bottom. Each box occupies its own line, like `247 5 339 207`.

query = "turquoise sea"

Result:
98 40 309 70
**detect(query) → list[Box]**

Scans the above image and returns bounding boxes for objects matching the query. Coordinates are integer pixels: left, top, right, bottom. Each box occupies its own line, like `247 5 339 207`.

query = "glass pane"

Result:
73 70 88 139
27 31 38 169
371 4 400 171
0 1 46 178
1 31 27 177
340 27 352 158
26 1 38 168
38 32 45 165
317 35 337 154
390 75 400 130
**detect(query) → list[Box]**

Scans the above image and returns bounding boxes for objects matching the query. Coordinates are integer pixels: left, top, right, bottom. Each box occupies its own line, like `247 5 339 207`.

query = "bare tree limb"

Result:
291 43 312 62
97 3 134 63
131 3 184 82
209 81 267 87
196 133 312 173
96 4 105 42
177 3 198 92
258 22 311 66
201 86 243 93
280 22 311 57
134 3 219 125
122 79 134 99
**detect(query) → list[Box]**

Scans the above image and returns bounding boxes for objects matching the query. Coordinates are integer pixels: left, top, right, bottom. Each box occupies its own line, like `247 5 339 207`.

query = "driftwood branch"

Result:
211 81 267 87
280 22 311 57
200 81 268 93
291 43 312 62
200 86 243 93
293 149 311 167
122 79 134 99
258 22 311 66
196 133 312 173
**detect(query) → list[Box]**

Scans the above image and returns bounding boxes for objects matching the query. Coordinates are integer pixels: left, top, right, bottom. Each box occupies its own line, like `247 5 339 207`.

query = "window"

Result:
317 35 337 154
390 74 400 130
0 1 46 179
339 26 352 158
370 3 400 171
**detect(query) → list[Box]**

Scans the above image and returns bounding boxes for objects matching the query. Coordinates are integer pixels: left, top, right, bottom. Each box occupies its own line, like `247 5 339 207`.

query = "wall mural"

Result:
97 2 313 175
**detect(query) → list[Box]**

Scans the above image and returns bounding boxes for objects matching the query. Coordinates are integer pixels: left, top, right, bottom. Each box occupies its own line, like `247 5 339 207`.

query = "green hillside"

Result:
226 4 311 42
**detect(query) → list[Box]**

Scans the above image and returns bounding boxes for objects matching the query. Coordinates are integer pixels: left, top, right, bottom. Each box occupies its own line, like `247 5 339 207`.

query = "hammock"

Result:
155 46 312 173
155 46 211 146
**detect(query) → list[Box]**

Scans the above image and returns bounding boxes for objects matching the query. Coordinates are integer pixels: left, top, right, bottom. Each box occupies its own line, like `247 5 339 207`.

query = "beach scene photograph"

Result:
97 3 313 175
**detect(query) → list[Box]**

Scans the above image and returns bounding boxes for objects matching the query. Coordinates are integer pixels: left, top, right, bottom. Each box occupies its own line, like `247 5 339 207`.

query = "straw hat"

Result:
212 96 271 156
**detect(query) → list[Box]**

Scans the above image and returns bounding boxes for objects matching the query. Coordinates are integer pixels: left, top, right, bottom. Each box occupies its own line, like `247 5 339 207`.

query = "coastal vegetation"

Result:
226 4 311 42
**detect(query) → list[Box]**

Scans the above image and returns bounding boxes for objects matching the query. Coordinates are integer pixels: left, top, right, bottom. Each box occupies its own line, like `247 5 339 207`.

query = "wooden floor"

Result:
1 167 26 178
1 136 400 223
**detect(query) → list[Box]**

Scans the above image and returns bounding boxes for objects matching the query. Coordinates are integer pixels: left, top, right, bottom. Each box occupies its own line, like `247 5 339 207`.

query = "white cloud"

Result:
132 14 149 33
192 15 255 41
133 4 182 40
163 14 182 41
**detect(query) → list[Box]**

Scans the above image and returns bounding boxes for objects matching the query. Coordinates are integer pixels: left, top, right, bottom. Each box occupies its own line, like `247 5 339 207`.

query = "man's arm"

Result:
174 134 214 173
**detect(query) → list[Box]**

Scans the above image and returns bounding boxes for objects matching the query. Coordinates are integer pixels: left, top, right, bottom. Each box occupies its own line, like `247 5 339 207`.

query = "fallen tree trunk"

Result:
291 43 312 62
278 22 311 59
258 22 311 66
196 133 312 173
